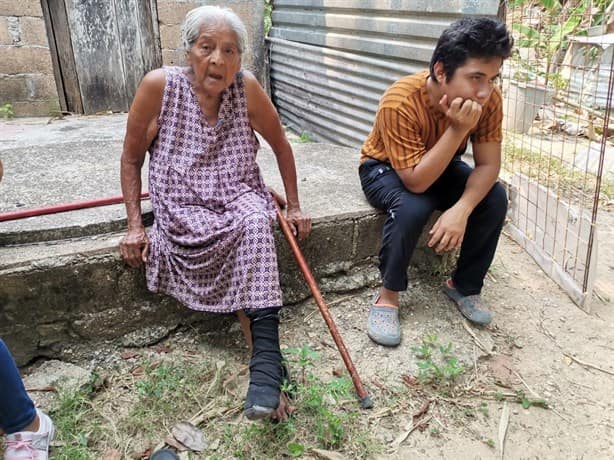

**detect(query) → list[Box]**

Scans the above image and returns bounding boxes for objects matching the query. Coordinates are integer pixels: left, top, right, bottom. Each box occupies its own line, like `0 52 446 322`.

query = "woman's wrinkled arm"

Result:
244 71 311 240
119 69 165 267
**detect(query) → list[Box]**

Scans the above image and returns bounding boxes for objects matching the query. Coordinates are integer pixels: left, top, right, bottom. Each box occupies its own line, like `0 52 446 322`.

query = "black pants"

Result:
359 158 507 296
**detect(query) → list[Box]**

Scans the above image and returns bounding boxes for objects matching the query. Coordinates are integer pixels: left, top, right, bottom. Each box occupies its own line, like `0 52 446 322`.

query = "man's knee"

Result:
482 182 508 223
391 197 435 235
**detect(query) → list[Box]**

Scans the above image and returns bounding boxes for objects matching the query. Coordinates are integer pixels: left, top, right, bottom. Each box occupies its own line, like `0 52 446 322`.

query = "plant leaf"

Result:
513 23 540 40
171 421 207 452
288 442 305 457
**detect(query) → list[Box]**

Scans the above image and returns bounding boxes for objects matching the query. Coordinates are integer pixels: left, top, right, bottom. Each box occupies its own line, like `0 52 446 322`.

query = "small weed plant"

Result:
231 345 379 459
297 131 313 143
412 334 465 390
264 0 272 35
49 383 100 460
515 390 549 410
0 103 14 119
29 349 381 458
129 360 217 439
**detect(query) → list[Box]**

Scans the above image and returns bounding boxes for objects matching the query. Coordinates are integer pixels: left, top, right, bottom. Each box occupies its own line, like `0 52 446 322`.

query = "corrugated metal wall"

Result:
268 0 501 147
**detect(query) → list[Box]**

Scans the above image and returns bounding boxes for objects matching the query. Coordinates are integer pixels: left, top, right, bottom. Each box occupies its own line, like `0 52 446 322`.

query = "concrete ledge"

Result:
0 115 454 365
0 212 451 365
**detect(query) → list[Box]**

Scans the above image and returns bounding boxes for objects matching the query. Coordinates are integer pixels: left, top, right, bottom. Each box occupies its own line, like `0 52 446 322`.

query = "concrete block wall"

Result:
0 1 265 116
157 0 266 83
0 0 60 116
0 212 454 365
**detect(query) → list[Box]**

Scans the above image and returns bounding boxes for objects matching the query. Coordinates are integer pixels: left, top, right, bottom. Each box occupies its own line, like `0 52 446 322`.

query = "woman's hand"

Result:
119 226 149 267
286 207 311 240
268 187 286 209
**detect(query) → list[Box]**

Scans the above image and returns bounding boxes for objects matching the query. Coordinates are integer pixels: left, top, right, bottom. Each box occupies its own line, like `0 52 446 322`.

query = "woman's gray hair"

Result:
181 5 248 59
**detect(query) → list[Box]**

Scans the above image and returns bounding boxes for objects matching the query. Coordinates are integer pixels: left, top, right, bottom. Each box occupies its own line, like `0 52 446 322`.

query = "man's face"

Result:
435 57 503 107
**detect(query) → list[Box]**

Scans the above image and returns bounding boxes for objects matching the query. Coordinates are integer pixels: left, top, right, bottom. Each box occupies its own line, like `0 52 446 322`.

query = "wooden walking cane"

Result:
272 196 373 409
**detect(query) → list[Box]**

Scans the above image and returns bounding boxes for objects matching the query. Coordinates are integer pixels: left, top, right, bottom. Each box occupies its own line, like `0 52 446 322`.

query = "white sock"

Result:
33 409 51 435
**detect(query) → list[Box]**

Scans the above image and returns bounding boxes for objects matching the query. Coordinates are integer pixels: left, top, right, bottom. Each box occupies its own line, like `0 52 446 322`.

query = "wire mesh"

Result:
501 0 613 308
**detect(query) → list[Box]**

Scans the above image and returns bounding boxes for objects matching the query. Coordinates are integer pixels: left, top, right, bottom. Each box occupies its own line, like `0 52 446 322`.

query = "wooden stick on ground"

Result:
564 353 614 377
461 319 494 356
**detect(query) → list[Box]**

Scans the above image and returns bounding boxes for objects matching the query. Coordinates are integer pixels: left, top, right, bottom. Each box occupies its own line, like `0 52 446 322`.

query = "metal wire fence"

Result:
501 0 613 309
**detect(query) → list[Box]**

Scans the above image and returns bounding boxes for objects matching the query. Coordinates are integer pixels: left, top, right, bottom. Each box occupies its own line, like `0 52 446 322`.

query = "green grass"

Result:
50 386 99 460
40 349 382 459
127 359 219 439
226 346 381 459
502 142 614 204
296 131 313 143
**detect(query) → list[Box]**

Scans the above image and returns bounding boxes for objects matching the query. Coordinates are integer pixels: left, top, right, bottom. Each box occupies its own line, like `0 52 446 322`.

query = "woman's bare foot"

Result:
272 392 294 421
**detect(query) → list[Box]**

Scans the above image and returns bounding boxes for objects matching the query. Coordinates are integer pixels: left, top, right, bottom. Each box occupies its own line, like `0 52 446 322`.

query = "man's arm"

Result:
244 70 311 240
396 96 482 193
427 141 501 252
457 141 501 211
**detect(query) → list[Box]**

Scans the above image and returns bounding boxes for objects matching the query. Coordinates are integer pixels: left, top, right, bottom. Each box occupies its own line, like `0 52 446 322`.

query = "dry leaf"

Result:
121 350 139 360
311 448 348 460
401 374 419 387
131 366 144 376
390 418 414 448
389 416 433 453
25 385 56 393
412 399 430 423
164 434 188 452
208 438 220 451
563 355 573 366
332 368 344 377
102 448 122 460
171 421 207 452
154 345 172 354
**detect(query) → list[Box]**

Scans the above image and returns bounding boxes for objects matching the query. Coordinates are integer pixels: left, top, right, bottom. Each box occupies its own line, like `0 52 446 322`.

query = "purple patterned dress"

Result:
145 67 282 312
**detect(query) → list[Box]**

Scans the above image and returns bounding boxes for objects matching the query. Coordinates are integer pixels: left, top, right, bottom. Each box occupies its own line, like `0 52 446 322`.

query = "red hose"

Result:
0 193 150 222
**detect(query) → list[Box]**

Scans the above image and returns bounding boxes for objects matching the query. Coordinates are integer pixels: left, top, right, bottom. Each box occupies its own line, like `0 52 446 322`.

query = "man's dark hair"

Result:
429 17 513 82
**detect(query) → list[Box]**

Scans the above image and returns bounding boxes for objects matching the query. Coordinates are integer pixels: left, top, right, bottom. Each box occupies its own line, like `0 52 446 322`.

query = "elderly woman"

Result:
119 5 311 421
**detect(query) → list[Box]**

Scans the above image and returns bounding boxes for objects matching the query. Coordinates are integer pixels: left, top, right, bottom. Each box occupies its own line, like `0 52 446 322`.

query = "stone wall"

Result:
0 1 265 116
157 0 265 83
0 0 60 116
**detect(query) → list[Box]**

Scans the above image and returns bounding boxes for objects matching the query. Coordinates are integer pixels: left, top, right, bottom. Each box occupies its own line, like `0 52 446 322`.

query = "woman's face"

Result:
186 21 242 95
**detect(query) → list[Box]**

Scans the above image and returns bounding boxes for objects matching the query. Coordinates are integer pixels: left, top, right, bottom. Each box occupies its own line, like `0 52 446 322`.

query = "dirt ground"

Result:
15 209 614 460
277 217 614 459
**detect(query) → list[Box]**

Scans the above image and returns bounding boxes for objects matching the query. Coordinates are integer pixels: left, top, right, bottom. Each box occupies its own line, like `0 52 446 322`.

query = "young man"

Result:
359 17 514 346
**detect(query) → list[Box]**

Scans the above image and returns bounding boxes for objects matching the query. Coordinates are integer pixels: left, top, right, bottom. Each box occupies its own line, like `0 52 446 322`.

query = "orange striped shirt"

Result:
361 70 503 169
